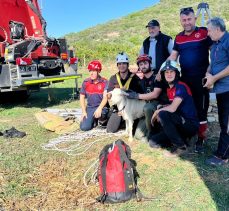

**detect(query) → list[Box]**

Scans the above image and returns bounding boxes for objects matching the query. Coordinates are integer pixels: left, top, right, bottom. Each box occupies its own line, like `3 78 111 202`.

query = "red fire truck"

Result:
0 0 81 99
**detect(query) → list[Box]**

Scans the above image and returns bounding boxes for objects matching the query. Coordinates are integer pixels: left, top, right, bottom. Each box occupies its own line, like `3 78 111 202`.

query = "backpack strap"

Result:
115 73 134 90
116 140 137 194
116 140 156 202
96 151 109 203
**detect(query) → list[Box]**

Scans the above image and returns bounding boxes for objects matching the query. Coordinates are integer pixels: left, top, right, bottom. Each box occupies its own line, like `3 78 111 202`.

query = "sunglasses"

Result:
180 7 194 14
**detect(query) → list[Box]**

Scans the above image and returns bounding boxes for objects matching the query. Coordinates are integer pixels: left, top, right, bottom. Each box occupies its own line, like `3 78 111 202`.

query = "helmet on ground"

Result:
87 60 102 71
116 52 129 64
136 54 152 65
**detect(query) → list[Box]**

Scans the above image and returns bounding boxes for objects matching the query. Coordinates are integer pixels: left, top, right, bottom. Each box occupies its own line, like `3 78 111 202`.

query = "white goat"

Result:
109 88 146 142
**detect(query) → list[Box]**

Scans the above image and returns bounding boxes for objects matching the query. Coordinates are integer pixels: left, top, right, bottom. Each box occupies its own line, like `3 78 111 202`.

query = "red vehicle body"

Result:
0 0 80 97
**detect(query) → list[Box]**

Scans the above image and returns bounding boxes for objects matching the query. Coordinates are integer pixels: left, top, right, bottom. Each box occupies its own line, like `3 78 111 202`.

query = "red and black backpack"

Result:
96 139 140 203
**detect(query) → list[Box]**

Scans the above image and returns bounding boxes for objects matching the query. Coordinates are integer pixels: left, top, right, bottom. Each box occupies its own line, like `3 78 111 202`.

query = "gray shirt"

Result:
210 31 229 94
139 37 174 69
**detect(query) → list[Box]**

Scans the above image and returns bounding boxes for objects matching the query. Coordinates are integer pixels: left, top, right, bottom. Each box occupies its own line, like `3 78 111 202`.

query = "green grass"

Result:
1 0 229 209
0 67 228 210
66 0 229 67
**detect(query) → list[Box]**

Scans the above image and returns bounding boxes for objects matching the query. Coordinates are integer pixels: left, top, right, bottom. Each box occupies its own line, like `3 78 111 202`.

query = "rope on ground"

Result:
41 128 125 156
83 159 99 187
42 128 126 187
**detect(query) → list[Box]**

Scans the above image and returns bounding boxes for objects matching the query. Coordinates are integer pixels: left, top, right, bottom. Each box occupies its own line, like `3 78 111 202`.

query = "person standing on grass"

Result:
80 60 108 131
150 60 199 156
167 7 212 154
140 19 173 74
204 17 229 166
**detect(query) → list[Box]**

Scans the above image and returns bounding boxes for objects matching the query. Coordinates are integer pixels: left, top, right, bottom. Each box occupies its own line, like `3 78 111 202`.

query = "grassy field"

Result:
66 0 229 66
0 66 228 210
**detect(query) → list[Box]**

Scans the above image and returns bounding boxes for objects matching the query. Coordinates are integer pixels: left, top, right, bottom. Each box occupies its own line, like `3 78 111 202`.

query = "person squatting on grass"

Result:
106 52 143 133
149 60 199 156
204 17 229 166
126 54 169 141
80 60 108 131
167 7 212 154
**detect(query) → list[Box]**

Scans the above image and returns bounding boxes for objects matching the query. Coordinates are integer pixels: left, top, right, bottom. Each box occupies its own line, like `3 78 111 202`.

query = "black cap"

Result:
145 19 160 28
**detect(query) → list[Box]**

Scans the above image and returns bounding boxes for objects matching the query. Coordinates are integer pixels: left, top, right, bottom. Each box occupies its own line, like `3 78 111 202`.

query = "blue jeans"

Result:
215 91 229 159
80 107 108 131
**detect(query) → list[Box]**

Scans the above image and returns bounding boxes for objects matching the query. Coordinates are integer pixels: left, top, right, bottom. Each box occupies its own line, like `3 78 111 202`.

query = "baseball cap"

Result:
145 19 160 28
180 7 194 15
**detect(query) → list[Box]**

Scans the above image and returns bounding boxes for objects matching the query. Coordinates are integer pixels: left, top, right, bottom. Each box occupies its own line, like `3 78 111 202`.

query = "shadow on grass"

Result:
177 122 229 210
0 87 78 109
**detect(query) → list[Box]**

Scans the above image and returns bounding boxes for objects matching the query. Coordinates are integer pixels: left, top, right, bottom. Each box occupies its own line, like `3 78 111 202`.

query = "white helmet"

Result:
116 52 129 64
160 60 181 76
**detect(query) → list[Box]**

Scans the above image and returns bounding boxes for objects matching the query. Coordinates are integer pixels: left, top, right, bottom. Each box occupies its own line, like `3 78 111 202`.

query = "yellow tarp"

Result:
35 111 79 134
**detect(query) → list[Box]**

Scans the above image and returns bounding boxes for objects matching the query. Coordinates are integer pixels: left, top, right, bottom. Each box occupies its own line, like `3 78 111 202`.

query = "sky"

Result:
41 0 159 38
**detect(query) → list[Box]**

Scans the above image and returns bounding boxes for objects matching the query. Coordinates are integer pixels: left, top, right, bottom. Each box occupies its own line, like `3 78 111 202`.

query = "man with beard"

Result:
127 54 168 141
140 19 173 73
167 7 212 153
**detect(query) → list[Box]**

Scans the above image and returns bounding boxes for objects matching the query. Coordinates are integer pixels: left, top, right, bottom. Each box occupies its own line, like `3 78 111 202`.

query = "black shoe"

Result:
195 137 204 154
3 127 26 138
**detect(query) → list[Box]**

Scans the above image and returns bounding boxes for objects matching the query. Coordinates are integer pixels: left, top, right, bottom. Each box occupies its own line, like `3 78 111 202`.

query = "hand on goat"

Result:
126 90 139 99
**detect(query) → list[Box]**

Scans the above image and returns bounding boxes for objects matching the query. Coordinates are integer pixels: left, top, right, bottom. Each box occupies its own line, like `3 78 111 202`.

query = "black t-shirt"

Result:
140 74 163 93
140 73 169 104
107 71 144 93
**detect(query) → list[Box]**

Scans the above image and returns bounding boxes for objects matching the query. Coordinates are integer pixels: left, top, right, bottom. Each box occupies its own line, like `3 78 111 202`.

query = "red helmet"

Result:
87 60 102 71
136 54 152 65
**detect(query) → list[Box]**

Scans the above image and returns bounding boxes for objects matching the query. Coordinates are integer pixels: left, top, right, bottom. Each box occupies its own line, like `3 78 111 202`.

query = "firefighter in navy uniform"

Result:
80 60 108 131
149 60 199 156
106 52 143 133
167 7 212 153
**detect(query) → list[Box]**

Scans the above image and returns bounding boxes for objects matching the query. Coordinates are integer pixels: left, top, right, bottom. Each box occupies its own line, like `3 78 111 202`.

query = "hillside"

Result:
65 0 229 66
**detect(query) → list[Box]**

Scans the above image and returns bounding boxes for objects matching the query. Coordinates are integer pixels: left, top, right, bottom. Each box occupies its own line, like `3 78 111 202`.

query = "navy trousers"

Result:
152 111 198 147
80 107 108 131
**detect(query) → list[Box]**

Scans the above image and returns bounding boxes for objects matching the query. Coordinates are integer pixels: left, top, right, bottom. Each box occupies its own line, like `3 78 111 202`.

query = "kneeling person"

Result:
80 60 108 131
127 54 168 141
106 52 143 133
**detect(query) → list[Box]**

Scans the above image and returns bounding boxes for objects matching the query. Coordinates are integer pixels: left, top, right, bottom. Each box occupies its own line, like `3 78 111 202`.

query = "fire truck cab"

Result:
0 0 81 98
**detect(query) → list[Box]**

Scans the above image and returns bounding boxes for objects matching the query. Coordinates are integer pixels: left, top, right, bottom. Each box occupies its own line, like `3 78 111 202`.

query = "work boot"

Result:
195 137 204 154
3 127 26 138
195 122 207 154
